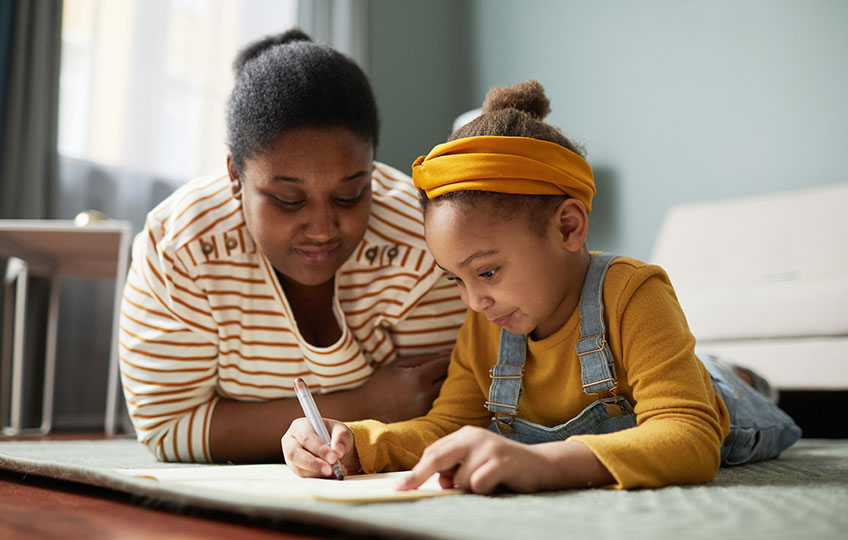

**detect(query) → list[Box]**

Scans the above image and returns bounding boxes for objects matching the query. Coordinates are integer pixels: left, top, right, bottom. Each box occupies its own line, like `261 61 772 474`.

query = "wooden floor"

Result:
0 434 379 540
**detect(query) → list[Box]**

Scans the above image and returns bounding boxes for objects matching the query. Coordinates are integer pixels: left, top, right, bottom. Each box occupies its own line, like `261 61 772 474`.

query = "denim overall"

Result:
486 253 801 466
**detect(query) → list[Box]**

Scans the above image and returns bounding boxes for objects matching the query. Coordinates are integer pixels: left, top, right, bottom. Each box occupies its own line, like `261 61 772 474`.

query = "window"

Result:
58 0 298 182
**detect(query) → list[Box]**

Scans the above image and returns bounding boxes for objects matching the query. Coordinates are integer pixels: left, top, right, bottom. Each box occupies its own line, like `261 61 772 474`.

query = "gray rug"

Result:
1 437 847 540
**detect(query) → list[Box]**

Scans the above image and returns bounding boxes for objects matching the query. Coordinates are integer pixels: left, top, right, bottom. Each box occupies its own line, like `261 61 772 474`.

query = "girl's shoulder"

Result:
606 255 673 286
603 254 679 314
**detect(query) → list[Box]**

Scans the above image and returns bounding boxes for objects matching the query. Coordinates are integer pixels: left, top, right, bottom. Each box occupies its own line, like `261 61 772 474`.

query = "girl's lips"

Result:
491 311 515 327
294 244 339 264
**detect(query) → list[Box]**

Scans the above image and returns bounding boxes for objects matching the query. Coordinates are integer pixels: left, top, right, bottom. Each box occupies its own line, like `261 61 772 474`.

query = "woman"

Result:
119 29 465 463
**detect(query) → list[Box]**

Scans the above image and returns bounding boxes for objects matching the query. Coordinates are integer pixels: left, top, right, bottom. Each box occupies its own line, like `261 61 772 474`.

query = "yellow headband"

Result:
412 136 595 213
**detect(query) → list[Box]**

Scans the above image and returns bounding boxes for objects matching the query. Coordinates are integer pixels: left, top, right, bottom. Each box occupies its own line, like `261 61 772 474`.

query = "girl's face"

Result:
424 199 579 340
229 127 374 287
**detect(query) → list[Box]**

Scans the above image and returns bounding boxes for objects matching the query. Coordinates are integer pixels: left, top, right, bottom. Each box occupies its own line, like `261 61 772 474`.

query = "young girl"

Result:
281 80 801 491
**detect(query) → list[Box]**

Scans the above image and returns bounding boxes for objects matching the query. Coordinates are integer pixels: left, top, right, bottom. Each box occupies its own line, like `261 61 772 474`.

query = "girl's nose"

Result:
464 286 493 313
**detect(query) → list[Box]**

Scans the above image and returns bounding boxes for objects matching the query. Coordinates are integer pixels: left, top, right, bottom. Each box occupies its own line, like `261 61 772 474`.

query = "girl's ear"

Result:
553 198 589 252
227 155 243 199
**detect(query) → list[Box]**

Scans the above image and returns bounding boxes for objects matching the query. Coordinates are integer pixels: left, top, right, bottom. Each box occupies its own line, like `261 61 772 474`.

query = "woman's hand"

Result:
357 350 452 422
281 418 360 478
395 426 614 494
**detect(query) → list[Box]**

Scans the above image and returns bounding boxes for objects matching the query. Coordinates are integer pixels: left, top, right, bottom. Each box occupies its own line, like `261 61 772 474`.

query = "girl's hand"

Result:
281 418 360 478
395 426 614 494
394 425 551 494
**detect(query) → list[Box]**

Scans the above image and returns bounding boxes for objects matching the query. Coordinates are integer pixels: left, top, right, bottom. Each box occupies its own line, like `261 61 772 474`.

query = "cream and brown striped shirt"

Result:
119 163 466 462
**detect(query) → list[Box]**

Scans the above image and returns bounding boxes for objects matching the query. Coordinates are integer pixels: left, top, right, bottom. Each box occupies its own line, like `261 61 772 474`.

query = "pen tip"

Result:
332 463 344 481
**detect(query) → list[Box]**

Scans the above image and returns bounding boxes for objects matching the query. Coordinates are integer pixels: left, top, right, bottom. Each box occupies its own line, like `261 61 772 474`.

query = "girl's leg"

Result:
731 364 780 403
699 354 802 466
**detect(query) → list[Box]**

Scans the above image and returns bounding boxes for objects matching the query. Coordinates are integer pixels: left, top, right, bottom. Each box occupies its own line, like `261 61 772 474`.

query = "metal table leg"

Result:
1 258 58 436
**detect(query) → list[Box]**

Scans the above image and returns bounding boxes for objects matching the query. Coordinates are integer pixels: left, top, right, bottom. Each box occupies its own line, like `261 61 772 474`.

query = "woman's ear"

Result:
553 198 589 252
227 155 243 199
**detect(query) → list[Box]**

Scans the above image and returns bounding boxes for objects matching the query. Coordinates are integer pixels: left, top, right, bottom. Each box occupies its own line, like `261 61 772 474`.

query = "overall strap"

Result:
486 329 527 433
576 253 619 396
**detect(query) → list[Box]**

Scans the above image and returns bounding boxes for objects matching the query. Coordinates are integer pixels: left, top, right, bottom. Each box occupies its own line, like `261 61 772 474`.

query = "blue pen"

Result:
293 378 344 480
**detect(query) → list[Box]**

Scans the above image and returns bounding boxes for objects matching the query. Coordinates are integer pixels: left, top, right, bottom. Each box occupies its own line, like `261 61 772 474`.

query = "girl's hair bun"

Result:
481 80 551 120
233 28 313 75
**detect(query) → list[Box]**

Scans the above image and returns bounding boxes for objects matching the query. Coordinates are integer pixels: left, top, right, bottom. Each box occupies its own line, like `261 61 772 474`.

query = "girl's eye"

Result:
479 268 498 279
445 275 463 284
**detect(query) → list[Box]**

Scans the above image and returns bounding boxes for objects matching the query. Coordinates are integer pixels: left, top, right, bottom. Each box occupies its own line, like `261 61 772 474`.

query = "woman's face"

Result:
229 127 374 287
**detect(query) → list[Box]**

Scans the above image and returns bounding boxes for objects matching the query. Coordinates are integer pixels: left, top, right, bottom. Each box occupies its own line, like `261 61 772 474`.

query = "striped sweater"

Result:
119 162 466 462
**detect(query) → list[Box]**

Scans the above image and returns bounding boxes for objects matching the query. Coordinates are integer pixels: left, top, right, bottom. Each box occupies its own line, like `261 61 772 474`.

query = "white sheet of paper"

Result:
110 464 460 502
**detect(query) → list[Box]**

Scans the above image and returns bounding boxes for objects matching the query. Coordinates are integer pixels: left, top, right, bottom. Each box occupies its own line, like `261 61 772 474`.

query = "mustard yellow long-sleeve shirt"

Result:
348 257 730 489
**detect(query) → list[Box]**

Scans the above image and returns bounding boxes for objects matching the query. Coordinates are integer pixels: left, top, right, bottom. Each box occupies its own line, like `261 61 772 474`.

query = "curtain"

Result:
0 0 63 431
0 0 63 220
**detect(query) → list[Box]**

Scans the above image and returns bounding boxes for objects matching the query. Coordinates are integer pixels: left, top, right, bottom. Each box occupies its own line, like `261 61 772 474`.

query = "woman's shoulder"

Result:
143 171 247 258
360 162 430 257
371 162 420 204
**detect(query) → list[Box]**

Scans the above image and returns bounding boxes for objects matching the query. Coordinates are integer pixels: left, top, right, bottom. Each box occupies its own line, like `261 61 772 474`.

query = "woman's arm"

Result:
120 230 221 463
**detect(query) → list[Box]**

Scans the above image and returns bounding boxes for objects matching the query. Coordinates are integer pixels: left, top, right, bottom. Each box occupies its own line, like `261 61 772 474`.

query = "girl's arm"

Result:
568 264 726 488
346 314 495 474
396 426 613 494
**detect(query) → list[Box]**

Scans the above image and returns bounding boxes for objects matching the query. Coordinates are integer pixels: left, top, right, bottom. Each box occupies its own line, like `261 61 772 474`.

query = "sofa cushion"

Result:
651 183 848 341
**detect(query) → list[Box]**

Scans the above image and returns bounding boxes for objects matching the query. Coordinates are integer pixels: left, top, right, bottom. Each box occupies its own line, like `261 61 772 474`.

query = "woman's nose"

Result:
302 202 337 241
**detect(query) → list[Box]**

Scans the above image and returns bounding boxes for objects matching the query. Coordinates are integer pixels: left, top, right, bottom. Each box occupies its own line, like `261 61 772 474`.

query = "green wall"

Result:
368 0 474 174
370 0 848 259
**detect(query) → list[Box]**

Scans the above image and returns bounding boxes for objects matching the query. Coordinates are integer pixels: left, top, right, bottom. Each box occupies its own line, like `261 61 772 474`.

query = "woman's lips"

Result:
294 244 339 264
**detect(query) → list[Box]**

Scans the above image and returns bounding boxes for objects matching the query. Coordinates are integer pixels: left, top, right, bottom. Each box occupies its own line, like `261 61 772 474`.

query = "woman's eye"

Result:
273 197 305 208
334 195 362 207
